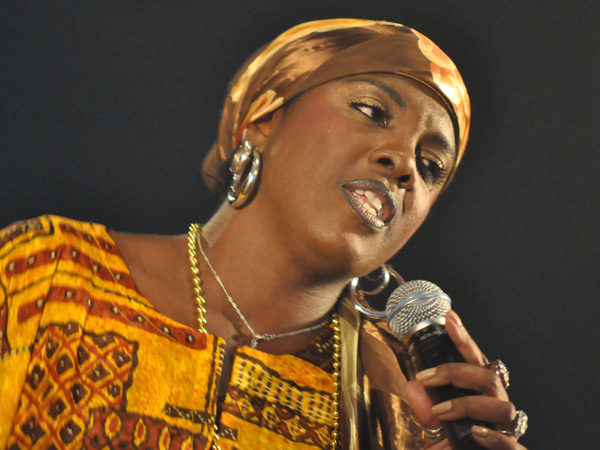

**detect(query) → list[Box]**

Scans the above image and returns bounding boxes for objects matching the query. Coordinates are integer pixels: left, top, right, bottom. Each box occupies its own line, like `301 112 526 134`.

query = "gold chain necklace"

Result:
187 223 341 450
188 223 208 333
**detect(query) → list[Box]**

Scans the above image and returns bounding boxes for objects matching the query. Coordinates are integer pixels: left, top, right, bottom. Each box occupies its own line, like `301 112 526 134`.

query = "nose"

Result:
368 147 417 190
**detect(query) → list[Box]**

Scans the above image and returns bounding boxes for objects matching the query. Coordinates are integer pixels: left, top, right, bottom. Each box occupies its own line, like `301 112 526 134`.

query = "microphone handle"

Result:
408 323 492 450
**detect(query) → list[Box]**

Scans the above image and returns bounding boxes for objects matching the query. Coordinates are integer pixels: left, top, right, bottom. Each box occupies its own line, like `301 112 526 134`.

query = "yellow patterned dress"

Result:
0 216 338 450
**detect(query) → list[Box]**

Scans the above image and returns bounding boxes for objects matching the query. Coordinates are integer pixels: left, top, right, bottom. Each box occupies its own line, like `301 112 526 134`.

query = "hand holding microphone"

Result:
385 280 527 450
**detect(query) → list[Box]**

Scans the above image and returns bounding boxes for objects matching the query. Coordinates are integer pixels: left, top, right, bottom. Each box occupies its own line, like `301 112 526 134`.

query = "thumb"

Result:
404 380 440 429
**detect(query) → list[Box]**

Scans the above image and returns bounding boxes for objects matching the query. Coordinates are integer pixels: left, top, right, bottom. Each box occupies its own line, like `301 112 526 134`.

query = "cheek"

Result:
260 111 355 206
279 104 364 166
410 189 434 224
410 197 434 234
389 188 435 250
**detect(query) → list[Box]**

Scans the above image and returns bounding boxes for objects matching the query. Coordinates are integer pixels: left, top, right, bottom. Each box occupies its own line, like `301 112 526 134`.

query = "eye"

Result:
417 155 448 185
351 99 388 127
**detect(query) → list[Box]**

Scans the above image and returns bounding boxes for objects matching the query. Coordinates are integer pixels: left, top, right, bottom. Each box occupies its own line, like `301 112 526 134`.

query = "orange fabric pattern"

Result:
0 216 336 450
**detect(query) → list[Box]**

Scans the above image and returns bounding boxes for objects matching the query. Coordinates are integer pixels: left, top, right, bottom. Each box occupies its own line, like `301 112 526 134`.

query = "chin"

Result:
305 227 387 279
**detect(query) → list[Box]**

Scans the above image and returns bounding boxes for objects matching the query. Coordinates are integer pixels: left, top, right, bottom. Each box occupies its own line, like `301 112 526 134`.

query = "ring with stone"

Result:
497 410 528 439
486 359 510 389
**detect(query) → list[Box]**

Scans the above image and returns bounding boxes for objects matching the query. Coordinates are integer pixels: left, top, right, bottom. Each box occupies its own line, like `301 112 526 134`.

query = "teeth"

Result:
344 182 395 230
362 205 377 217
372 197 383 211
357 197 378 217
359 190 383 213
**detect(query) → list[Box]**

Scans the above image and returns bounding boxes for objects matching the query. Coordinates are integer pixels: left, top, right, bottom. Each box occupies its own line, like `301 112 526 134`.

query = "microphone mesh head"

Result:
385 280 451 340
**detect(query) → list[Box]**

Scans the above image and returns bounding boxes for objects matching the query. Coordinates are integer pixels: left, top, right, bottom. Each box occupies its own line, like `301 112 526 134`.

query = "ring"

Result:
486 359 510 389
497 410 528 439
423 426 444 440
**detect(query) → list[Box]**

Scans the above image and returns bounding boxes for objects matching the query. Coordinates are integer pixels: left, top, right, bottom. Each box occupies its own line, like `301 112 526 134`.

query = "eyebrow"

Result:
344 77 457 159
433 134 456 159
342 77 407 109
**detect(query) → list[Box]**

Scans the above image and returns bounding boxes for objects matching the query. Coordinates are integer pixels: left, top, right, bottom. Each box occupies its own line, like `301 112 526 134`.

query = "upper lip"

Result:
342 179 398 227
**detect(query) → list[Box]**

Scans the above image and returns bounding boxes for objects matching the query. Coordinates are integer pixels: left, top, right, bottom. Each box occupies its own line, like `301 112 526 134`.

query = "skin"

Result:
110 74 526 450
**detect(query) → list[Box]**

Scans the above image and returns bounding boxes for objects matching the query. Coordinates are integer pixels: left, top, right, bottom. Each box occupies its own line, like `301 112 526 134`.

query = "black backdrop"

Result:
2 1 599 448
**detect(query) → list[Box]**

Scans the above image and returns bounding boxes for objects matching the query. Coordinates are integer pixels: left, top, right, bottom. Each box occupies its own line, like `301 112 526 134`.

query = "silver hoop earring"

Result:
227 140 261 208
349 264 405 318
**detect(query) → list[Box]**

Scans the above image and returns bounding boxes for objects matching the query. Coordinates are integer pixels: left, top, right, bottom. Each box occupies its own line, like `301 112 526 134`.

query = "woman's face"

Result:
248 73 456 279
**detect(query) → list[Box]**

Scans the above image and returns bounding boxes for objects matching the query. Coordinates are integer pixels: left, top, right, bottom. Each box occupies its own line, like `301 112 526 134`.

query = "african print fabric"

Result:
0 216 337 450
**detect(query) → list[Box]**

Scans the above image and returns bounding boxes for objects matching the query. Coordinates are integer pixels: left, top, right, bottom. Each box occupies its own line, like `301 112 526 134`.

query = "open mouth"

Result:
342 180 397 230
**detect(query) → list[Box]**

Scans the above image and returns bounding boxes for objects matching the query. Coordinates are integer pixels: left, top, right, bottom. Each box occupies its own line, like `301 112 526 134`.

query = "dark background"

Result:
2 1 598 448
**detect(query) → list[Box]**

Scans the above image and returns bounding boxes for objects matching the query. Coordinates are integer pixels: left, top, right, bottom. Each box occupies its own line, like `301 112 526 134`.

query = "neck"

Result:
199 204 350 345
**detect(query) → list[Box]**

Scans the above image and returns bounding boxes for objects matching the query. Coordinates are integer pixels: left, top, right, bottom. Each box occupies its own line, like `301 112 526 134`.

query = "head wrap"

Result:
203 19 471 198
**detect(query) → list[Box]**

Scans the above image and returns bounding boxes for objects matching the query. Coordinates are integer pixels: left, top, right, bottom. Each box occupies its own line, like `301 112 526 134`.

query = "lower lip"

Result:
343 189 386 230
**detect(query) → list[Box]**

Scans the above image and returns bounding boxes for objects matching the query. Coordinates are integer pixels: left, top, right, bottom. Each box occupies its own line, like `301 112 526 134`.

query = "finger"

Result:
431 396 516 424
471 426 528 450
404 382 452 449
416 364 509 400
446 310 488 366
404 380 440 428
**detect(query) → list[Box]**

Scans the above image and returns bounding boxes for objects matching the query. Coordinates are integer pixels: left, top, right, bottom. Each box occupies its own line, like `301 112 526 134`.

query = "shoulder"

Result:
0 215 110 254
0 215 118 291
0 215 54 256
0 214 152 318
0 216 116 355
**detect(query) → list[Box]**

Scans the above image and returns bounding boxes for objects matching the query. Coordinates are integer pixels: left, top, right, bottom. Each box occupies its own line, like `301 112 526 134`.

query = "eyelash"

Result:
417 155 448 185
351 99 388 127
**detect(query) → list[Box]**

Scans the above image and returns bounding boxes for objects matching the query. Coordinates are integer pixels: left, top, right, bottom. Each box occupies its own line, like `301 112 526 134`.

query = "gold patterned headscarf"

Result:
203 19 471 199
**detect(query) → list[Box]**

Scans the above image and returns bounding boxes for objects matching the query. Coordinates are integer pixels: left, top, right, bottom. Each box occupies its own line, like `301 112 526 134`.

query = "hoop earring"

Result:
349 264 405 319
227 140 261 208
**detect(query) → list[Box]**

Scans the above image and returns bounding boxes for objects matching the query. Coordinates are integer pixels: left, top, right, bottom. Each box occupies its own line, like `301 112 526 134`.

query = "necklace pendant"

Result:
249 337 259 349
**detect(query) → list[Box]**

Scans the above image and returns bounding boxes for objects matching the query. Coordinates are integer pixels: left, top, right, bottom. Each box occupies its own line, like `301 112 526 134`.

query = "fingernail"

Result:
432 401 452 415
415 368 436 381
471 425 490 439
446 310 463 327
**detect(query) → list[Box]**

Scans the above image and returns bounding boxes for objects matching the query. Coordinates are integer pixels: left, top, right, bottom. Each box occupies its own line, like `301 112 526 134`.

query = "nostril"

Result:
378 157 394 170
397 174 411 187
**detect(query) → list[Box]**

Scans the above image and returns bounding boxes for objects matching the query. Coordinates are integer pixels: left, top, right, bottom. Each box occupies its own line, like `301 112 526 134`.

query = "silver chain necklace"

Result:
195 230 330 349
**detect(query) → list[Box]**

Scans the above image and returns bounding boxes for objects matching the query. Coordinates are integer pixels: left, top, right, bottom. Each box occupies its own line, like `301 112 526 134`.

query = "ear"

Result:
242 108 285 152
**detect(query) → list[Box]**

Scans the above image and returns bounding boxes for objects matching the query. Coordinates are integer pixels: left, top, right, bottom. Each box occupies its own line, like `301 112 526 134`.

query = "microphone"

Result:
385 280 490 450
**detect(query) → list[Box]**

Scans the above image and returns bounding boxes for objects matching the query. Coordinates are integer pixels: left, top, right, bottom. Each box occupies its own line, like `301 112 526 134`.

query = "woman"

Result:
0 19 526 450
